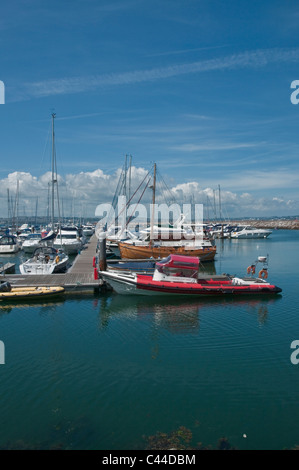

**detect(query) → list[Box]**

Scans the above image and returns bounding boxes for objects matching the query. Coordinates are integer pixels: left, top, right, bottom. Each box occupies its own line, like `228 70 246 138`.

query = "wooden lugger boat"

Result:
118 241 216 262
99 254 282 297
0 282 65 301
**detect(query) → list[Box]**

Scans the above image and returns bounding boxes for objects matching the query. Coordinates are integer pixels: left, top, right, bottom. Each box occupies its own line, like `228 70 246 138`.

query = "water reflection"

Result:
96 292 282 331
0 299 66 316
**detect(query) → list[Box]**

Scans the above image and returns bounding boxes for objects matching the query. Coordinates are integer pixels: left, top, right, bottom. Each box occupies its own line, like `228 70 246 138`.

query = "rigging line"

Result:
116 173 152 227
125 165 153 207
126 174 152 227
104 164 154 230
104 160 129 227
156 168 178 205
110 166 153 229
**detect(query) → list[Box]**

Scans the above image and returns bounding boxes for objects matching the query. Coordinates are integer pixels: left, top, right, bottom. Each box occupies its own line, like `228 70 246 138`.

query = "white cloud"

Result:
0 166 298 220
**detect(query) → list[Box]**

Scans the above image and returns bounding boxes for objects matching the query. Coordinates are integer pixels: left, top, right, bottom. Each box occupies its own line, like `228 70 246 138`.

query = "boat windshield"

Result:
58 234 79 240
27 233 42 240
0 236 16 245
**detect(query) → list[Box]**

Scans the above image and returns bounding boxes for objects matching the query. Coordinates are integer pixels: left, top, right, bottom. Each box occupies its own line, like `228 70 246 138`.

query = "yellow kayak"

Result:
0 284 65 301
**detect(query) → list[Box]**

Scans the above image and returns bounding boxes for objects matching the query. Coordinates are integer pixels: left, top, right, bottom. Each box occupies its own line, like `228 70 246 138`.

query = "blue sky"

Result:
1 0 299 219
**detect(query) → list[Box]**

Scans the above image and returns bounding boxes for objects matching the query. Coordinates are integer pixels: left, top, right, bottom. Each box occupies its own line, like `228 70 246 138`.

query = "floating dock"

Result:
1 234 105 294
0 262 15 274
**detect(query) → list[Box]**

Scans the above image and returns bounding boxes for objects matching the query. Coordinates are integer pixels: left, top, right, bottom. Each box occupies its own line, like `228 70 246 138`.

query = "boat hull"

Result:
118 242 216 261
231 233 271 239
22 243 43 254
53 242 82 255
19 258 69 275
0 245 20 254
100 272 282 296
0 286 65 301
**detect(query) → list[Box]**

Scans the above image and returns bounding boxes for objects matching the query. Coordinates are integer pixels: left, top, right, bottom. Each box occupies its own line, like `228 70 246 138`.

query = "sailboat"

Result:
19 113 69 275
117 163 217 261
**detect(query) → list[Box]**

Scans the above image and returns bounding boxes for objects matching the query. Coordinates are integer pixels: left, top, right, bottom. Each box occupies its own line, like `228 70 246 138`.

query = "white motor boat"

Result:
0 235 20 254
230 225 272 239
53 228 83 255
82 224 95 237
19 246 69 275
21 233 43 253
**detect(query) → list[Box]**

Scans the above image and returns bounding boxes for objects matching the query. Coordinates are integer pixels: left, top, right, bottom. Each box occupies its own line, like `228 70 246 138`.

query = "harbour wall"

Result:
228 219 299 230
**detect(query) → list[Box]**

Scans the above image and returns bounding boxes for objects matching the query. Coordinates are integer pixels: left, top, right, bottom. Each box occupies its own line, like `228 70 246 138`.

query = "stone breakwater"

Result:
230 219 299 230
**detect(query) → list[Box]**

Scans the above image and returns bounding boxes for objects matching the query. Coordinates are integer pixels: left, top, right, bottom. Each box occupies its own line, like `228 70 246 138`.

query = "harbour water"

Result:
0 229 299 450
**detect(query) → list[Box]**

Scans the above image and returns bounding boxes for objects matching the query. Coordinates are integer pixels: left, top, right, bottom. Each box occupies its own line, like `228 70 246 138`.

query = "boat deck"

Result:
1 234 105 294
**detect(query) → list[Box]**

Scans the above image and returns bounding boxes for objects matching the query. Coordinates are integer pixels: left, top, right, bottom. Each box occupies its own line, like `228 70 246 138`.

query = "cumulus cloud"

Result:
0 167 298 221
167 181 298 218
0 166 152 220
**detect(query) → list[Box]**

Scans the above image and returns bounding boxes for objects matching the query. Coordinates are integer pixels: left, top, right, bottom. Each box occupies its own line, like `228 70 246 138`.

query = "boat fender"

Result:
94 267 98 280
93 256 97 267
247 265 255 275
0 281 11 292
258 269 268 279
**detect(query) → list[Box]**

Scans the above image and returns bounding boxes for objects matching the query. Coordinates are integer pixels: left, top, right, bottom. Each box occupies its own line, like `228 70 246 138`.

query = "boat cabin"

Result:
153 254 199 283
0 235 18 246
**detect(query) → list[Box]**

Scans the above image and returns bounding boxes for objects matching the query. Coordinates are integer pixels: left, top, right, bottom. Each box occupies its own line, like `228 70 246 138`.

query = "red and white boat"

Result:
99 254 282 296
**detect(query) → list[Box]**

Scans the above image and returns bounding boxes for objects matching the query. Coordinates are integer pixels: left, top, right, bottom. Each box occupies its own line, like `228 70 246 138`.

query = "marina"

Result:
0 228 298 450
1 234 103 294
1 0 299 451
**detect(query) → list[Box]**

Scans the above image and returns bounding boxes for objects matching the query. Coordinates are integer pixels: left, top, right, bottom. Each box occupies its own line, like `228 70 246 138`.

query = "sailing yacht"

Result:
19 246 69 274
19 113 69 274
116 164 217 262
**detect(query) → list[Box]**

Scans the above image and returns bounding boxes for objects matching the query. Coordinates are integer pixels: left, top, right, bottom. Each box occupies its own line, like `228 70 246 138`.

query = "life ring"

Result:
247 265 255 275
258 269 268 279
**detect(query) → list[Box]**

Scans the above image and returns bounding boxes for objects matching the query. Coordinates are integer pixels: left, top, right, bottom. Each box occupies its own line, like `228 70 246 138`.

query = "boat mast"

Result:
150 163 156 244
218 184 222 222
218 184 224 236
123 154 127 198
14 179 19 234
128 154 132 202
51 113 56 230
7 189 10 227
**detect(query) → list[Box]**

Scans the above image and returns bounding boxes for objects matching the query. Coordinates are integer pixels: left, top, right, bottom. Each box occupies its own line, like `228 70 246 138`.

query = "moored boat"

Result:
19 246 69 275
0 235 20 254
99 254 282 296
118 239 216 261
230 225 272 239
21 233 43 253
82 224 95 237
53 228 83 255
0 281 65 301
